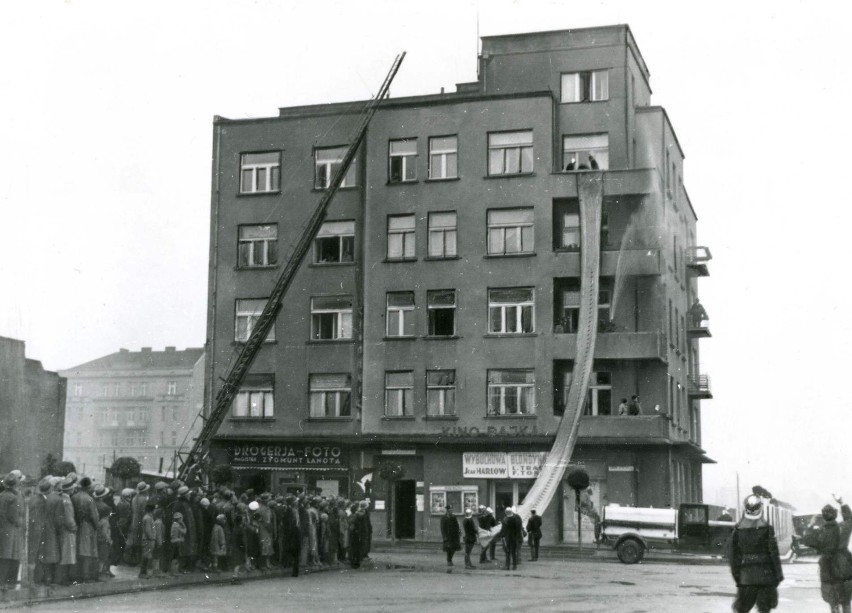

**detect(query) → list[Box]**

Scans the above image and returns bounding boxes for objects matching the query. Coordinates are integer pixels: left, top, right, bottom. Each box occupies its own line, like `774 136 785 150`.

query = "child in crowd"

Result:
210 514 227 573
171 512 187 575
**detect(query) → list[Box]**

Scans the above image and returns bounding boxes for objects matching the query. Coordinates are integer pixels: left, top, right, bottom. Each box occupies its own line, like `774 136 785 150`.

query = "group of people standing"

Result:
0 470 376 590
440 505 543 572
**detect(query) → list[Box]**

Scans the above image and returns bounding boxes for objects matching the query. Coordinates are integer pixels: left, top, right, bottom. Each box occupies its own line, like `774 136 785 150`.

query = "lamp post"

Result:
566 468 590 552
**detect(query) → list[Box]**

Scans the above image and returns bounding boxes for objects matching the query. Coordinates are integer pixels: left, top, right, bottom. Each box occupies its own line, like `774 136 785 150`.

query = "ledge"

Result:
422 335 460 341
483 172 536 180
424 176 461 183
305 417 353 423
305 339 354 345
423 255 461 262
308 261 356 268
483 252 536 259
381 416 416 421
382 336 416 341
423 415 459 421
383 258 418 264
236 190 281 197
484 414 537 419
385 180 419 186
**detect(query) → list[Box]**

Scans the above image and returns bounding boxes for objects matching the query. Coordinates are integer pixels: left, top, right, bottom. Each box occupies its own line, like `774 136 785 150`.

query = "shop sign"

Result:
508 452 547 478
608 466 635 472
463 452 547 479
229 442 347 468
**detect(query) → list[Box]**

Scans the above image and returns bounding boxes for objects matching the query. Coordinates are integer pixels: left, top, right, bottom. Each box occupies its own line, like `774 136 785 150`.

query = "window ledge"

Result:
305 339 355 345
311 186 358 193
235 265 279 271
558 168 607 173
553 248 581 254
484 252 536 259
386 180 419 186
236 191 281 197
424 255 461 262
383 258 418 264
381 416 416 421
484 414 538 419
383 336 417 342
423 415 458 421
422 335 460 341
229 417 276 422
305 417 353 423
424 176 460 183
308 261 357 268
232 341 277 346
483 172 536 180
483 333 537 338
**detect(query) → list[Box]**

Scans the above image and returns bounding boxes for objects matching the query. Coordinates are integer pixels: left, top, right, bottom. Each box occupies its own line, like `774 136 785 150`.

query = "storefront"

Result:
222 440 353 498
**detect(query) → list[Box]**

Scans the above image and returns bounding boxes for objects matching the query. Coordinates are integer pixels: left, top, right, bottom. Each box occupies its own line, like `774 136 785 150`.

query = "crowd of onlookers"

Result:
0 470 374 590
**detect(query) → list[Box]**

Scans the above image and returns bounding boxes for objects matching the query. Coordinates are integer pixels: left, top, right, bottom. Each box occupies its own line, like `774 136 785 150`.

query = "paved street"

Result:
28 553 829 613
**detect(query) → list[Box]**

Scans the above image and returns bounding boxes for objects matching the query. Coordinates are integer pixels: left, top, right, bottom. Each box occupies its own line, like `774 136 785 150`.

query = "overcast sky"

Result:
2 0 850 512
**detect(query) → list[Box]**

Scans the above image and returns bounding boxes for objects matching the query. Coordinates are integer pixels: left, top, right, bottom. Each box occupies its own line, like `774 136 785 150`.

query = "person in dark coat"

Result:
440 505 461 569
0 472 23 589
359 501 372 562
801 496 852 613
462 508 478 569
42 477 63 584
229 513 247 579
500 506 525 571
477 506 496 563
729 495 783 613
28 478 52 584
71 476 100 582
91 485 112 577
348 503 363 569
526 509 543 561
282 496 301 576
111 488 133 568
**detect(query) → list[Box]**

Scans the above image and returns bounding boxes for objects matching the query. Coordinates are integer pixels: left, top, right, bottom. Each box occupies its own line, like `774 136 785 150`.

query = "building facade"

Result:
206 25 713 544
0 336 66 478
59 347 205 482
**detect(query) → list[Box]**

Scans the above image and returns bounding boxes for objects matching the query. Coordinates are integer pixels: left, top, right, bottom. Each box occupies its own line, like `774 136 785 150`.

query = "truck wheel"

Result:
616 538 644 564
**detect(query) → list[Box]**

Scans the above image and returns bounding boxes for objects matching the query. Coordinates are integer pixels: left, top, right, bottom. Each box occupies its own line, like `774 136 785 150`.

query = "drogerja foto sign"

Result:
463 452 546 479
230 443 347 468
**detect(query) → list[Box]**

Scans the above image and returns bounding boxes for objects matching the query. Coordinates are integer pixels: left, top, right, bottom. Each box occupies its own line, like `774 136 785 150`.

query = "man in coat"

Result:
71 477 100 582
174 486 196 572
440 505 461 570
55 475 78 586
526 509 543 561
462 508 478 569
256 493 274 570
28 477 53 585
0 472 23 590
111 488 133 568
42 477 64 584
729 495 784 613
126 481 150 565
500 506 525 571
801 495 852 613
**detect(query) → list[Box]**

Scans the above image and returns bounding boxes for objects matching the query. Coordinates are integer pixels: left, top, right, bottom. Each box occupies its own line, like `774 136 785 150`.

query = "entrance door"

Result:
394 480 416 539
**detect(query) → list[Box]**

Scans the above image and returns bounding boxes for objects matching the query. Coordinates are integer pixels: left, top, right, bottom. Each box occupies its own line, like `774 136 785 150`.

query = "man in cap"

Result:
729 494 783 613
91 484 112 578
0 472 23 590
28 477 54 585
440 505 461 571
71 476 100 582
462 509 478 569
500 506 525 571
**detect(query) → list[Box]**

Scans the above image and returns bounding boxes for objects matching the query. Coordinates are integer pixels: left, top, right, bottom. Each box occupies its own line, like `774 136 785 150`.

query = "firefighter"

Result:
729 495 784 612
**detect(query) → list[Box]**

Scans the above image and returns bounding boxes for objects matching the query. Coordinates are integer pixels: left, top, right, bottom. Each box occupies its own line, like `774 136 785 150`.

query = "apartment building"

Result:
206 25 713 544
59 347 205 482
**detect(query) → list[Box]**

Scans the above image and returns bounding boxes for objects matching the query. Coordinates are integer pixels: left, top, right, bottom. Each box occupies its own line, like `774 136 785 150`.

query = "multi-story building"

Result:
206 25 713 544
0 336 66 478
59 347 205 482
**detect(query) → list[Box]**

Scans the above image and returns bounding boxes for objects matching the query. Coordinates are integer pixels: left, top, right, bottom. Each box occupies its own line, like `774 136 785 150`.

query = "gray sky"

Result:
2 0 850 512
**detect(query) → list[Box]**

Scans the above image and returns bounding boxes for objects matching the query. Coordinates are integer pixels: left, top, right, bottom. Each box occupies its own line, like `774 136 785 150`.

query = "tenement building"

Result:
206 25 713 544
60 347 205 482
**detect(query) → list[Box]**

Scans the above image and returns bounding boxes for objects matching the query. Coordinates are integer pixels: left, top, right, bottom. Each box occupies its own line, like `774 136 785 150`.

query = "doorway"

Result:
392 480 416 539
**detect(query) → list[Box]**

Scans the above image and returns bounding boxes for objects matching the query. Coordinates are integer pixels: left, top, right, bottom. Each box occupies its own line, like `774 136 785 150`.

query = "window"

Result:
427 212 457 258
98 408 109 426
309 374 351 418
385 371 414 417
311 296 353 340
387 215 416 260
558 204 580 250
389 139 417 183
426 370 456 416
315 146 356 189
140 382 148 397
235 299 276 342
488 370 535 415
101 384 108 397
314 221 354 264
584 371 612 415
167 381 177 395
73 383 83 397
427 290 456 336
233 381 274 418
171 431 178 445
488 288 534 334
488 131 533 175
558 285 581 333
125 408 135 426
139 408 150 424
240 152 281 194
561 70 609 103
129 383 138 397
386 292 415 337
598 290 612 327
238 225 278 268
429 136 458 179
487 208 534 255
563 134 609 171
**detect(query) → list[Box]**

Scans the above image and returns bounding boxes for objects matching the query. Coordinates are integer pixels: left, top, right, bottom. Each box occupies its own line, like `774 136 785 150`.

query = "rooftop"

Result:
60 347 204 374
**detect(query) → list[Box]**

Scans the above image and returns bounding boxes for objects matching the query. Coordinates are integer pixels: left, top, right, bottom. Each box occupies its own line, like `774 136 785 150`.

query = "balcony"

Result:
549 331 667 362
577 415 672 442
687 374 713 399
686 246 712 277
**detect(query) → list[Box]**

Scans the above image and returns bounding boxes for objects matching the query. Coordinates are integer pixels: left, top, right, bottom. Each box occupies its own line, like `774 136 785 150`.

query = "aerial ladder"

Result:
176 52 406 482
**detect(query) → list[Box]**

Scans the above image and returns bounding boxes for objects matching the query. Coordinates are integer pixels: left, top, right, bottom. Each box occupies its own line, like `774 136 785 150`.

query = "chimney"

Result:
141 347 152 353
165 346 176 352
119 348 129 353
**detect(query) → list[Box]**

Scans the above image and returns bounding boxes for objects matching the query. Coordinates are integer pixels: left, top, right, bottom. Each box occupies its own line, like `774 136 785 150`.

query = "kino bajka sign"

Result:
230 443 347 468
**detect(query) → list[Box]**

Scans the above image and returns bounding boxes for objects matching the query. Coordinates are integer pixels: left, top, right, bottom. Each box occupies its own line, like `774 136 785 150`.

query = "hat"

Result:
216 514 226 523
3 473 19 487
177 485 189 496
49 476 63 488
444 504 453 511
37 477 53 493
92 484 109 498
10 470 23 482
260 492 271 502
79 476 93 489
822 504 838 521
136 481 150 493
465 508 472 516
173 512 183 519
248 501 260 512
154 481 169 491
505 506 515 515
121 488 135 498
486 507 494 514
743 495 763 520
60 475 77 491
200 498 210 508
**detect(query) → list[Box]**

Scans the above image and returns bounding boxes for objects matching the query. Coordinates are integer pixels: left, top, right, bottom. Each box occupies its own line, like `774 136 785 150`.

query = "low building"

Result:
59 347 204 482
0 336 66 478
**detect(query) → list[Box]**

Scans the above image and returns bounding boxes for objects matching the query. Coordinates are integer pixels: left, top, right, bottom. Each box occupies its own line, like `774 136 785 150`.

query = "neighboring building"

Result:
0 336 66 478
206 25 713 544
59 347 204 482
